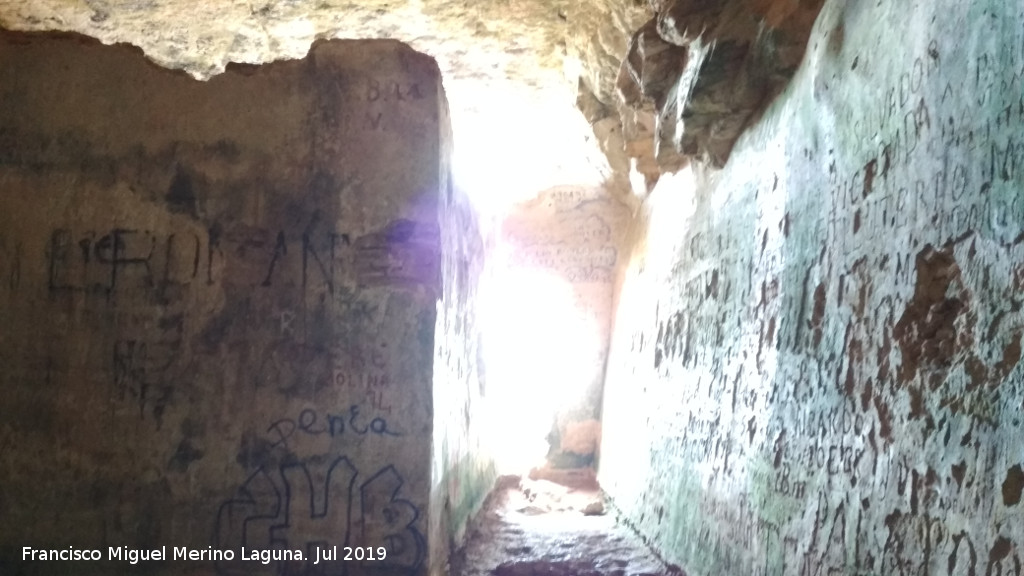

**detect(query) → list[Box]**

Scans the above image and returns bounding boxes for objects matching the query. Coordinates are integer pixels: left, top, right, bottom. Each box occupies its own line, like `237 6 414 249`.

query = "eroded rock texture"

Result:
615 0 824 171
451 476 679 576
565 0 659 189
0 30 449 576
0 0 568 85
600 0 1024 574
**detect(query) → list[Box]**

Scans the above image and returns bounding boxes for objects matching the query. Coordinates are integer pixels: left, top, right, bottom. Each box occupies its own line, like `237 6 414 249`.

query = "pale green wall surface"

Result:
600 1 1024 574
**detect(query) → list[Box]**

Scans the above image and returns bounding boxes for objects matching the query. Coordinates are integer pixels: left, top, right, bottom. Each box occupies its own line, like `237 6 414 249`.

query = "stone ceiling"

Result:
0 0 577 83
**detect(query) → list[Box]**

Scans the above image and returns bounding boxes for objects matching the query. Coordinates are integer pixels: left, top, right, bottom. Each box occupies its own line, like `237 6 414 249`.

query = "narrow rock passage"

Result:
451 473 683 576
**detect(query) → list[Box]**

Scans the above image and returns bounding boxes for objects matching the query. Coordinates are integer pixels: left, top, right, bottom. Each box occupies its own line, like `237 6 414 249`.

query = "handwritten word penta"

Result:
267 406 402 448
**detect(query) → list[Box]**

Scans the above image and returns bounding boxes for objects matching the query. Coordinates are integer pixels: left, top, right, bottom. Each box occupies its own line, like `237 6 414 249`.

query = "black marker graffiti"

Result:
215 457 424 576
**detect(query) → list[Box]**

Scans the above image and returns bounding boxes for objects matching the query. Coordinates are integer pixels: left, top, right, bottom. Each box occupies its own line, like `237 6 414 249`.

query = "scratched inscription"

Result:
603 3 1024 575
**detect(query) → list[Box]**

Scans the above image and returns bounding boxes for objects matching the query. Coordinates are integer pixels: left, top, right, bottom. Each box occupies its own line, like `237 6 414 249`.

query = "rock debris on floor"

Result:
450 472 684 576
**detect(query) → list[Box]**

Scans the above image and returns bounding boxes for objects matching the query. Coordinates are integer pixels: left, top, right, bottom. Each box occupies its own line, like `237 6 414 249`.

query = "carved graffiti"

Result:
601 9 1024 576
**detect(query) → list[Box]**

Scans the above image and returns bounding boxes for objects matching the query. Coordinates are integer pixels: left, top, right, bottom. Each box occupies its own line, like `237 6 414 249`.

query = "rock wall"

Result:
0 31 447 575
600 0 1024 574
430 174 496 573
566 0 658 189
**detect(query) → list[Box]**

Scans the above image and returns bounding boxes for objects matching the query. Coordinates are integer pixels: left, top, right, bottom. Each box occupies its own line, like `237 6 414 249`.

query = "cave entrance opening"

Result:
479 262 605 476
445 79 618 501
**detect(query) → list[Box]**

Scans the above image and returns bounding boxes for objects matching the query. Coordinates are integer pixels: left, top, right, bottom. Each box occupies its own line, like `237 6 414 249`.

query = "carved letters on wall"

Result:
601 2 1024 575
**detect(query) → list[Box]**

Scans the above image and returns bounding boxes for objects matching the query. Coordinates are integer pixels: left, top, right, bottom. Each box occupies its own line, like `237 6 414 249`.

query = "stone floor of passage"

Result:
450 471 684 576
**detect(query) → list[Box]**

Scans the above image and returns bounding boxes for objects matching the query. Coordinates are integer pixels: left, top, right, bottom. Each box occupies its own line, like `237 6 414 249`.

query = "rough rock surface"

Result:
0 0 568 84
451 476 680 576
616 0 825 171
600 0 1024 574
565 0 657 190
0 29 447 576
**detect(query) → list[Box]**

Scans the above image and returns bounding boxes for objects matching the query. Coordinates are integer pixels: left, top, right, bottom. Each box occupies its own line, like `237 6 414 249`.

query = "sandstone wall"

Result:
0 31 446 576
600 0 1024 574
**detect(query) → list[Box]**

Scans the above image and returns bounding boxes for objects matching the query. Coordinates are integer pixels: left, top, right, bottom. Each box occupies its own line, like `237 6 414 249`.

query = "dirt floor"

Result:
450 470 684 576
